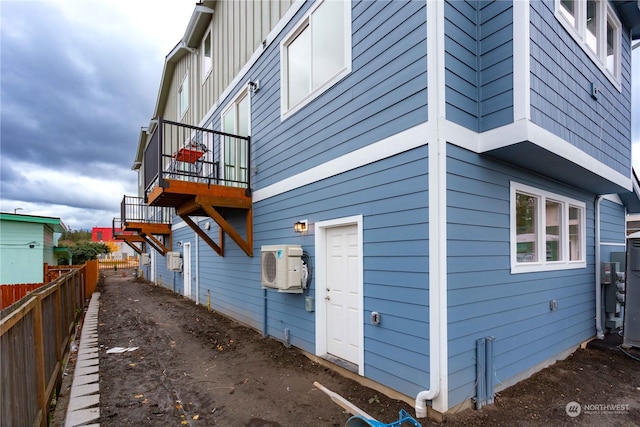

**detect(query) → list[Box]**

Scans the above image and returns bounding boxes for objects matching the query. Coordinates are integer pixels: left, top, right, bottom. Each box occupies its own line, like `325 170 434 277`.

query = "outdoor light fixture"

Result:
248 80 260 93
294 220 308 233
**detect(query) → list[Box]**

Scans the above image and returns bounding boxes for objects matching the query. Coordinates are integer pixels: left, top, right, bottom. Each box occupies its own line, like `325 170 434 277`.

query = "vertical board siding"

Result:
209 0 294 120
529 1 632 176
446 144 596 408
249 0 427 188
445 0 513 132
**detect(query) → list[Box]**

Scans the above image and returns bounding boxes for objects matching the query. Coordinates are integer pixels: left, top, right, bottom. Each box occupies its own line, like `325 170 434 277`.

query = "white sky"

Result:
0 1 639 230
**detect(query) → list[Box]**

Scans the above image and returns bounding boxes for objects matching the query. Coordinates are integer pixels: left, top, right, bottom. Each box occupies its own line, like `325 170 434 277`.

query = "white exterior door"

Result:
183 243 192 298
325 224 360 365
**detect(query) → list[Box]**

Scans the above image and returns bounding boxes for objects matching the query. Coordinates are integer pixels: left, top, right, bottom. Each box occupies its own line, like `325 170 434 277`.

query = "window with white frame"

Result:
178 72 189 119
202 30 212 79
280 0 351 119
555 0 621 88
221 90 250 187
511 182 586 273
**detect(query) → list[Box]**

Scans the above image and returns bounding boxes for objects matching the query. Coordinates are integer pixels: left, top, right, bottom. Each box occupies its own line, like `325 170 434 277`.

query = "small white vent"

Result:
261 245 303 293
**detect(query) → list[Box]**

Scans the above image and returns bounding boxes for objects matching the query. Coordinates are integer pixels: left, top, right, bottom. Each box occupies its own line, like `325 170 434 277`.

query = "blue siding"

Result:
445 0 513 132
189 146 430 398
249 0 427 189
599 198 626 264
529 0 632 176
600 199 625 243
446 144 596 408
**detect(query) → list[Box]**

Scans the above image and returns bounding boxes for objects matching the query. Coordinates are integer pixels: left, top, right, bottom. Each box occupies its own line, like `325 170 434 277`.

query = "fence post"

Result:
53 281 63 396
33 295 47 427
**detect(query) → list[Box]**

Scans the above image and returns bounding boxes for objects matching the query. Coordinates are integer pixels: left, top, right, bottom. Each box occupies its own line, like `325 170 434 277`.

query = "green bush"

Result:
70 242 110 265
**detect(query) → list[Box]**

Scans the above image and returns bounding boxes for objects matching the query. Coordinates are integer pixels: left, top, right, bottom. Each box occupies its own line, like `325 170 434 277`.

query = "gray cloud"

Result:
1 2 156 170
0 0 182 229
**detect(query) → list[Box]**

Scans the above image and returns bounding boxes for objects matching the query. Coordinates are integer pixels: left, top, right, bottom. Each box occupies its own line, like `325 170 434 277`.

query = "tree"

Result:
70 241 110 265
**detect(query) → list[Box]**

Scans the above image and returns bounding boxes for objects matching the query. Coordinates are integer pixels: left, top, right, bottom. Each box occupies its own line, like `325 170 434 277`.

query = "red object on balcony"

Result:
173 148 205 163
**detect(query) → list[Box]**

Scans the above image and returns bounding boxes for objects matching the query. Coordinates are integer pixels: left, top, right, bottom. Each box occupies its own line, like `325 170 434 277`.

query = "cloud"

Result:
0 0 193 230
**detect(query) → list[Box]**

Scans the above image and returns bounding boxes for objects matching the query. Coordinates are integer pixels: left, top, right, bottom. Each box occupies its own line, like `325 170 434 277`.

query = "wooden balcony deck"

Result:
147 180 251 212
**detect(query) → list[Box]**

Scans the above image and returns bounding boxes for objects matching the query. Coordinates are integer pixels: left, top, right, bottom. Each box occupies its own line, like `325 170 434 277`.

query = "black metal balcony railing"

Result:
120 196 172 225
143 118 251 196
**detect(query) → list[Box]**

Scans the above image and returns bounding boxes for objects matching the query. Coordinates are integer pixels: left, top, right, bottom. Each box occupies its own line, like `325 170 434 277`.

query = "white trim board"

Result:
252 122 430 203
444 118 632 192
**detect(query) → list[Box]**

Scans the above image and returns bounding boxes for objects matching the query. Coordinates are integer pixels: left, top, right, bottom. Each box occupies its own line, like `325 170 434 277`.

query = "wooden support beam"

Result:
123 240 143 255
179 214 223 256
140 233 170 255
198 199 253 257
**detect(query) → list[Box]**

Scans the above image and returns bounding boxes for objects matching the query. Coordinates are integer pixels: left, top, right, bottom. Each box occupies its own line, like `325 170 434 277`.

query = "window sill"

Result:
511 261 587 274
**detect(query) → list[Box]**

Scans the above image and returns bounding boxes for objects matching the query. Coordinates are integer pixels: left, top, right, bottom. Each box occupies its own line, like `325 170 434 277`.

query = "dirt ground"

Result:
55 269 640 426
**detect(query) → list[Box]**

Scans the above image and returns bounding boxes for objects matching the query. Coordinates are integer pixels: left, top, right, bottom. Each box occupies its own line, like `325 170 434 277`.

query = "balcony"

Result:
113 196 172 255
143 118 253 256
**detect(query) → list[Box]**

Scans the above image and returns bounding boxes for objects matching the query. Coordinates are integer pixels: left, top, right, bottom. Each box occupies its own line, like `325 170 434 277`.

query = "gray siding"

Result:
529 0 632 176
206 0 294 121
445 0 513 132
447 144 595 408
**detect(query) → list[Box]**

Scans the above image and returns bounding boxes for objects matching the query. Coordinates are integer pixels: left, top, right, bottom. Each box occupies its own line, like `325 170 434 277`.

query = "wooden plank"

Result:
179 214 223 256
140 233 170 255
33 295 47 427
123 240 143 255
152 180 252 209
126 222 171 235
0 296 38 335
313 381 375 420
198 200 252 257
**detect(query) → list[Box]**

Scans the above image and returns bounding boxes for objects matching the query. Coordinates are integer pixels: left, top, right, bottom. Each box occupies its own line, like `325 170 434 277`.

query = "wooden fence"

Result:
0 265 90 427
1 283 45 310
0 261 99 311
98 257 139 270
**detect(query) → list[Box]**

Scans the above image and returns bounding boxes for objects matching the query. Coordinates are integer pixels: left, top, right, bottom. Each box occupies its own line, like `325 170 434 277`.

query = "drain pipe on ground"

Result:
595 195 604 340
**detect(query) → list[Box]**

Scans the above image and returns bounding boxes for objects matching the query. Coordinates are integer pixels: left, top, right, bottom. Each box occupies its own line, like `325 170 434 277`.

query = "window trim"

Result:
220 88 251 185
555 0 622 90
178 72 189 119
279 0 352 121
510 182 586 274
201 28 212 81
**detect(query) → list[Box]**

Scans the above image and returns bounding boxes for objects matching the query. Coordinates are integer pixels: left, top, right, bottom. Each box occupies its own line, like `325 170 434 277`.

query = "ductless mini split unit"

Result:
260 245 303 293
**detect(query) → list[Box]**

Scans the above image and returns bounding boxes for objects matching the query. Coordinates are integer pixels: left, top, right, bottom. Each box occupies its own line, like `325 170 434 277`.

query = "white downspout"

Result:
416 0 446 417
595 195 604 339
195 229 200 305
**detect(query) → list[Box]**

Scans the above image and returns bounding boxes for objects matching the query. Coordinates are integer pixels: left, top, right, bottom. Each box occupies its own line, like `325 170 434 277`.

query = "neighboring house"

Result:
92 226 137 257
124 0 640 418
0 212 69 284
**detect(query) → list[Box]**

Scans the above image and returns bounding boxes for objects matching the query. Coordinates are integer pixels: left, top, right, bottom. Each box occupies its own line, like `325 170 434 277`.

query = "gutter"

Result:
595 195 604 339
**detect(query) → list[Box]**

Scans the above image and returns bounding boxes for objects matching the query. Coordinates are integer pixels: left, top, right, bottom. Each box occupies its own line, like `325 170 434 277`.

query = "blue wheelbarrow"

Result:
345 409 422 427
313 382 422 427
